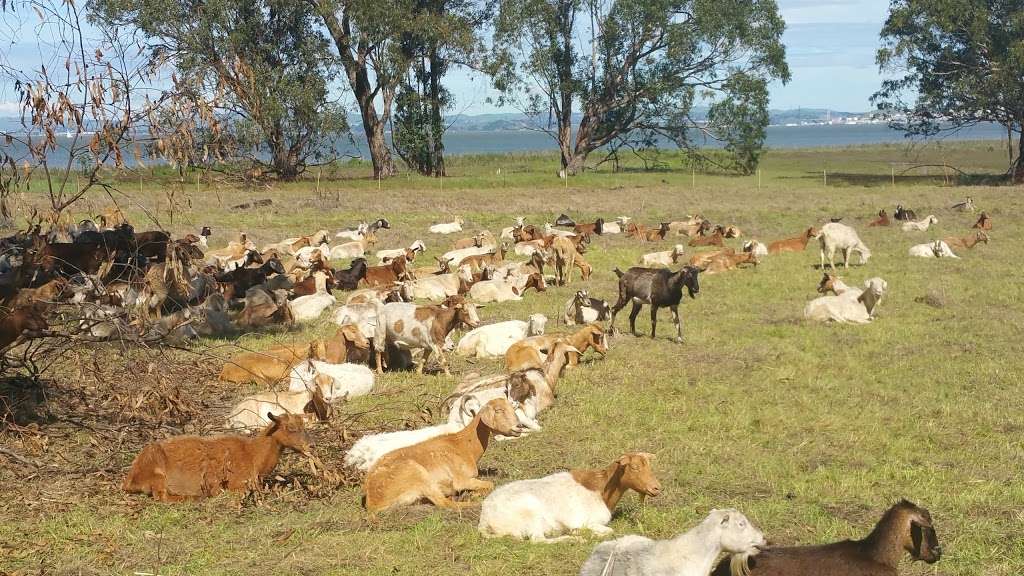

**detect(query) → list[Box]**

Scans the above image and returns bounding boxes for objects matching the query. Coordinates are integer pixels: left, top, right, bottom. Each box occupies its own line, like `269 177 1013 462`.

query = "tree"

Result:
92 0 347 180
488 0 789 175
873 0 1024 182
392 0 487 176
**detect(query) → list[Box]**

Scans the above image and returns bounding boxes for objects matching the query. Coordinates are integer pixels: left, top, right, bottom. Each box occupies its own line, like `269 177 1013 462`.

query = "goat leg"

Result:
671 306 683 343
628 302 642 337
649 306 658 339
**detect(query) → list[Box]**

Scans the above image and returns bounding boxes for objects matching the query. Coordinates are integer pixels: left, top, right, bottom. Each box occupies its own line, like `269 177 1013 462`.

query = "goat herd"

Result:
1 196 988 575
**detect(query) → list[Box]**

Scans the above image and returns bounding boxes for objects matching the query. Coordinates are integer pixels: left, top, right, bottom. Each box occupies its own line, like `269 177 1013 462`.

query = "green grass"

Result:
1 140 1023 575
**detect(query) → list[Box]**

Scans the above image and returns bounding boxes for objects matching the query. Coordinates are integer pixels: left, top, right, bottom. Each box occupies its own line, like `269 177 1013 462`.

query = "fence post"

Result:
823 169 827 187
891 166 895 188
757 169 761 190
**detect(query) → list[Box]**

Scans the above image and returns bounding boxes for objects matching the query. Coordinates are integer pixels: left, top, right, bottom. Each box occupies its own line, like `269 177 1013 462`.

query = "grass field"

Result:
1 140 1022 575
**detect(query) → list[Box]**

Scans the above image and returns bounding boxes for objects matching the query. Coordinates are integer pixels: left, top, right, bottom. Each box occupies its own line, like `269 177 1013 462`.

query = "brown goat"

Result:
505 322 608 371
712 499 941 576
362 398 521 513
973 212 992 230
688 228 725 247
452 233 482 250
688 247 734 268
0 304 49 350
361 255 413 287
643 223 671 242
867 209 890 227
459 244 508 273
123 413 313 502
703 251 758 274
571 452 662 509
943 230 989 250
767 227 818 254
218 342 321 385
324 324 372 364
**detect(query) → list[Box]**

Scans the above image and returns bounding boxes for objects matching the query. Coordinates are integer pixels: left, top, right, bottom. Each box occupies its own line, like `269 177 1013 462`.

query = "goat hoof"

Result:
674 337 684 344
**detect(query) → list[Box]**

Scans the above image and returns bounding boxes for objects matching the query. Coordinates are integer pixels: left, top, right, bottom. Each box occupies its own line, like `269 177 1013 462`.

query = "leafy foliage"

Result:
873 0 1024 180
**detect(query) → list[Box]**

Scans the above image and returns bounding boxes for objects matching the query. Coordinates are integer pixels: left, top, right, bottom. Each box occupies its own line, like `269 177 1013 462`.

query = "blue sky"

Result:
0 0 892 116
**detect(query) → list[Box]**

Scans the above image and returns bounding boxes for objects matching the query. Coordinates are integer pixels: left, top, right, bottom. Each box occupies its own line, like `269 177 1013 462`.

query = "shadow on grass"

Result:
778 171 1011 188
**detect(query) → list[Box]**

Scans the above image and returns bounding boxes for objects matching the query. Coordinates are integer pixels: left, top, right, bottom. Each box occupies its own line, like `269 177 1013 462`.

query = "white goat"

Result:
817 222 871 270
601 216 630 235
446 378 542 439
578 509 766 576
743 240 768 257
469 278 524 303
909 240 960 259
330 235 376 260
225 389 324 430
544 223 576 238
332 302 384 345
500 217 527 240
442 245 494 267
901 215 939 232
375 240 426 265
287 359 375 402
640 244 686 267
335 222 369 240
429 218 465 234
289 271 336 322
804 277 888 324
344 421 462 472
456 314 547 358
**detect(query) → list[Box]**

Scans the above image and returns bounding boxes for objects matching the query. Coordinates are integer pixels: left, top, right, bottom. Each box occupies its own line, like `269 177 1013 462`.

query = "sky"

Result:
0 0 893 116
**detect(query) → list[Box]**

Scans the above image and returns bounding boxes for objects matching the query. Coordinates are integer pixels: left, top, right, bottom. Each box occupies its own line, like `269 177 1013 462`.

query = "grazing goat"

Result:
894 205 917 221
805 277 887 323
767 227 817 254
361 398 520 512
429 218 465 234
908 240 959 259
900 215 938 232
123 413 313 501
376 295 480 375
583 509 765 576
610 266 700 342
712 500 941 576
817 223 871 270
456 314 548 358
562 290 610 325
943 231 988 250
478 453 661 543
973 212 992 230
640 244 686 267
867 209 891 227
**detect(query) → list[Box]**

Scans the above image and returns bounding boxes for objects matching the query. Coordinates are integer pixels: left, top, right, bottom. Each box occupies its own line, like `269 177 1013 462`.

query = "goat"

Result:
552 235 582 285
767 227 818 254
643 223 671 242
237 286 294 328
805 277 887 323
289 271 337 322
584 509 766 576
330 231 378 260
555 214 576 227
951 196 974 212
361 254 414 287
226 388 330 430
703 251 758 274
375 295 480 375
894 205 917 221
900 215 939 232
122 413 313 501
712 500 941 576
689 228 725 247
469 273 545 303
943 231 988 250
478 453 662 543
742 240 768 257
456 314 547 359
817 223 871 270
668 217 712 238
428 217 465 234
562 290 611 326
574 218 605 236
688 248 734 269
216 258 286 301
287 359 375 403
333 257 368 290
908 240 959 259
361 398 520 512
867 209 890 227
640 244 686 267
973 212 992 230
0 304 48 350
610 266 700 342
505 322 608 371
375 240 425 265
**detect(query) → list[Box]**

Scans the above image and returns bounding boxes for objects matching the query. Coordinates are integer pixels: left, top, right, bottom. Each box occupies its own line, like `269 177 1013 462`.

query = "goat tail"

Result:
729 552 754 576
612 267 624 278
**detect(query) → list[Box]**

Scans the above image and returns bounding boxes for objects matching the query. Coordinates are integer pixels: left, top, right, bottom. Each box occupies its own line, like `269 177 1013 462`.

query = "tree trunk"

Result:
428 46 445 177
555 0 575 174
319 6 397 179
1014 130 1024 183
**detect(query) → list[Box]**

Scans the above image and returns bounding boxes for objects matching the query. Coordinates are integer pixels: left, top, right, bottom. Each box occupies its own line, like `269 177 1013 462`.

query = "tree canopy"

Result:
874 0 1024 181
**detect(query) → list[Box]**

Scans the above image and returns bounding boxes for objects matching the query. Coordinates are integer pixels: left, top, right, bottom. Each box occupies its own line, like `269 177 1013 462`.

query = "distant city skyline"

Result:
0 0 894 117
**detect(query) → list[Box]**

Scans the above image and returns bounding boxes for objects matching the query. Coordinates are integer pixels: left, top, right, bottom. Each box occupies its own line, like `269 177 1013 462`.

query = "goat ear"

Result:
267 412 280 423
720 512 731 525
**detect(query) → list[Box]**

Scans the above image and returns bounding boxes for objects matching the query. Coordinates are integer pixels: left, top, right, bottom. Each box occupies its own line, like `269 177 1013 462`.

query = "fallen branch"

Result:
0 445 40 468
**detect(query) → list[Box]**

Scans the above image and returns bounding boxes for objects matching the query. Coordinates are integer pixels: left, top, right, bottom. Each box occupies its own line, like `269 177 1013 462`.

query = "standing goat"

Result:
609 266 700 342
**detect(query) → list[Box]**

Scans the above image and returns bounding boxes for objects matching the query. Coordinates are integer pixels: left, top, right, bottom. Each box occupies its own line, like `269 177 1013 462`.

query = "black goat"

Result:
712 499 941 576
554 213 576 227
134 230 171 262
894 204 917 221
334 257 368 290
216 257 285 300
610 265 700 342
369 218 390 232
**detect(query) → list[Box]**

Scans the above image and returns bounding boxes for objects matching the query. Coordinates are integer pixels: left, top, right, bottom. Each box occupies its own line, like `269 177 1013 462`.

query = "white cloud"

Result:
779 0 889 24
0 101 22 116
